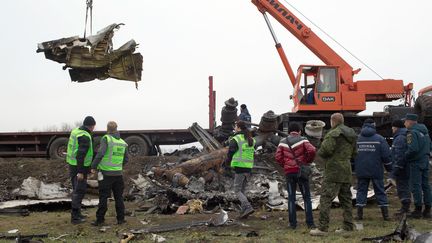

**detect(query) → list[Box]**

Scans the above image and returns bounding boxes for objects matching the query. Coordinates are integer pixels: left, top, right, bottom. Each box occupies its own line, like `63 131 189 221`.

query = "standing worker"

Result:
310 113 357 236
66 116 96 224
353 119 392 221
390 119 410 217
404 113 432 219
224 120 256 219
238 104 252 128
275 122 316 229
91 121 128 226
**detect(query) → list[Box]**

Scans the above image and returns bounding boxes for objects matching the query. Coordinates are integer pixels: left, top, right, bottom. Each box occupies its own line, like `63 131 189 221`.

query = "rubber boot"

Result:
395 201 410 218
423 205 431 219
71 208 86 224
408 206 422 219
381 206 390 221
355 207 363 220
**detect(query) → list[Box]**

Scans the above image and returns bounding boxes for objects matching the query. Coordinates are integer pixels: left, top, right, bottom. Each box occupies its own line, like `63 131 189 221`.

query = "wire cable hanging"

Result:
83 0 93 38
282 0 384 79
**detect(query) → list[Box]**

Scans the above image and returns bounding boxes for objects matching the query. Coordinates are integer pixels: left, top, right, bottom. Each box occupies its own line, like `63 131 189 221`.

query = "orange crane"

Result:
251 0 414 113
251 0 431 137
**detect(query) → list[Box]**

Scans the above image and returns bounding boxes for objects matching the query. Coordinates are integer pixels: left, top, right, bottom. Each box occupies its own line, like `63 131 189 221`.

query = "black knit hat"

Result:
83 116 96 126
363 118 375 125
391 119 405 128
240 104 247 109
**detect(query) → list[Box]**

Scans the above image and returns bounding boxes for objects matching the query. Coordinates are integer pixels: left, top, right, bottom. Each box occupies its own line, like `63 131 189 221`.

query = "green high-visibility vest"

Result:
231 134 255 169
98 134 128 171
66 127 93 166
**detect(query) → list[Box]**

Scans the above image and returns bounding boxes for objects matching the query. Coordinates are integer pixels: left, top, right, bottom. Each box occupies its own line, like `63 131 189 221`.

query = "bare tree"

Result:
43 125 58 132
74 120 82 127
60 123 73 132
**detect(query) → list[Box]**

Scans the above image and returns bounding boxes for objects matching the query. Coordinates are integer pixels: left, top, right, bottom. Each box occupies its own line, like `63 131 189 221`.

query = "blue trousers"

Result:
286 173 314 227
356 178 388 207
69 165 89 220
396 177 411 204
409 162 432 207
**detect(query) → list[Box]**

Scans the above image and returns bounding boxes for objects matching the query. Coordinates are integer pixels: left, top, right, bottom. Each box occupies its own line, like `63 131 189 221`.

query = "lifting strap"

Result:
84 0 93 38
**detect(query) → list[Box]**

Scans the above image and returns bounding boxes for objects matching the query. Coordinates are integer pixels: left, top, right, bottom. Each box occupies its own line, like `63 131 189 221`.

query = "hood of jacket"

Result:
394 127 407 138
79 125 92 134
337 124 358 143
108 132 121 139
241 108 250 116
360 124 376 137
411 123 429 135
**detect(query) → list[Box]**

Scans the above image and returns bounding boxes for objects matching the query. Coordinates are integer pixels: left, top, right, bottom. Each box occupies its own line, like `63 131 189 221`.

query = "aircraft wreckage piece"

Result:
153 148 228 187
361 214 432 242
0 198 99 210
131 209 228 234
37 23 143 85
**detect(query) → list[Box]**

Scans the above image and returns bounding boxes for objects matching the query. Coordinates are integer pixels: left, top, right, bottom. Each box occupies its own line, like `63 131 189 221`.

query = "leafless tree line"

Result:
19 121 82 132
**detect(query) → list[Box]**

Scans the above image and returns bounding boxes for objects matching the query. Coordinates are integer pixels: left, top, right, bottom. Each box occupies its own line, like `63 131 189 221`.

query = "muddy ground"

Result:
1 157 431 242
0 198 431 243
0 156 180 202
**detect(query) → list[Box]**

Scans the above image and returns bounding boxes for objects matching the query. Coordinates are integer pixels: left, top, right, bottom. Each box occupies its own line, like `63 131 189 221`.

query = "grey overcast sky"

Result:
1 0 431 132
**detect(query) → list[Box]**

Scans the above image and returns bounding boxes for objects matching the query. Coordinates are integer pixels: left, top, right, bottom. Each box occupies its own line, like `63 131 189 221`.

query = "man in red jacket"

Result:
276 122 317 229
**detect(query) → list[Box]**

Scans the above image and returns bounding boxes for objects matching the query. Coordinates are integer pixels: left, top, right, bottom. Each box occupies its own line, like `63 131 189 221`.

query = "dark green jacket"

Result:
318 124 358 183
406 123 431 164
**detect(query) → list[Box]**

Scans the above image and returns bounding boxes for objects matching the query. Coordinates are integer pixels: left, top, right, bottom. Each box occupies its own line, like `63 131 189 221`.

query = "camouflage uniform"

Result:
317 124 357 232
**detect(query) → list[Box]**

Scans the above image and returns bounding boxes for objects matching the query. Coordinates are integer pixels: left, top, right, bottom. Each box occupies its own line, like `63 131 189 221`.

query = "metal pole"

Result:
209 76 216 131
263 13 279 45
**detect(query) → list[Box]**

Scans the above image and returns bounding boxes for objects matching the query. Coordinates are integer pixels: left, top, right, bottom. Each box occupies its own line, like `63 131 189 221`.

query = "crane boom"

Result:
252 0 355 85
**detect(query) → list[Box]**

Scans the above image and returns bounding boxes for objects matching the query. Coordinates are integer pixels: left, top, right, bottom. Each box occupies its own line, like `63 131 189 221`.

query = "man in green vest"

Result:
224 121 256 219
91 121 129 226
66 116 96 224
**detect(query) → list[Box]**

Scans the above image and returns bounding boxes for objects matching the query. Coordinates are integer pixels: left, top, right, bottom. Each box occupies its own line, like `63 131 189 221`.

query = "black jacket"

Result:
75 126 93 174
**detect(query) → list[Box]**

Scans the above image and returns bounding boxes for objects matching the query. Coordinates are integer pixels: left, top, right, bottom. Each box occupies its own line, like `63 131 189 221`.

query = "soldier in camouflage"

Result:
310 113 358 236
404 113 432 219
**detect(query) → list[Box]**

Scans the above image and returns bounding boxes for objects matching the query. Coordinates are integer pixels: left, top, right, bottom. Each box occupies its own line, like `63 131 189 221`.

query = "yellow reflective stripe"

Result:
101 135 126 168
231 134 255 168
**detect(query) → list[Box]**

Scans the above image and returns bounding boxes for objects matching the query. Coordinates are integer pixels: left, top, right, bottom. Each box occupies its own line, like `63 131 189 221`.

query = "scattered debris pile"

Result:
37 23 143 86
361 214 432 242
0 123 382 216
12 177 69 200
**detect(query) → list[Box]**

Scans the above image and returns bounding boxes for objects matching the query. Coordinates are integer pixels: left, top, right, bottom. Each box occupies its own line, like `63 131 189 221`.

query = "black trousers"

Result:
69 165 88 219
96 175 125 222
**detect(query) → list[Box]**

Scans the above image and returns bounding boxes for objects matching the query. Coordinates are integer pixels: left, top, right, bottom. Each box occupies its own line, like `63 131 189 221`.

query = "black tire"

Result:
49 137 69 160
414 95 432 127
125 136 149 158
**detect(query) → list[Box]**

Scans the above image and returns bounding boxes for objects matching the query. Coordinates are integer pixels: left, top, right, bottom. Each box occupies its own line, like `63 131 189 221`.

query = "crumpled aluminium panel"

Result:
37 23 143 84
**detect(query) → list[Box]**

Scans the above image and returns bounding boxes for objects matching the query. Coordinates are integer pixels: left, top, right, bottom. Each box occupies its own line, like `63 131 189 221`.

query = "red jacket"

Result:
275 132 316 174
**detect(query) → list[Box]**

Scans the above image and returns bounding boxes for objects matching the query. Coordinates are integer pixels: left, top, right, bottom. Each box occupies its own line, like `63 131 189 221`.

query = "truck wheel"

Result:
49 137 69 160
414 95 432 127
125 136 149 157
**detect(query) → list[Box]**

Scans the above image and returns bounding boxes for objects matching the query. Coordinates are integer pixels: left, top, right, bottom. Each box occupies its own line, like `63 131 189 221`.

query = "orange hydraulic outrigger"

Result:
252 0 413 112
